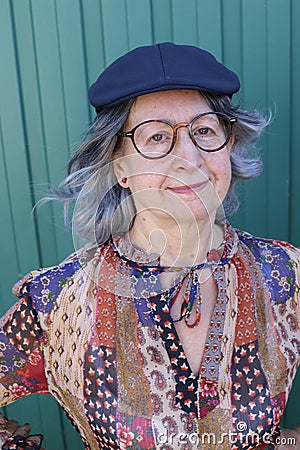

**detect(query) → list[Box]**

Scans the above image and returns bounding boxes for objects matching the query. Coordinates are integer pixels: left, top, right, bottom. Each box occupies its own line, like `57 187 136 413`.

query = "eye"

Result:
151 133 164 142
197 127 210 135
194 126 214 137
147 131 172 145
135 122 173 149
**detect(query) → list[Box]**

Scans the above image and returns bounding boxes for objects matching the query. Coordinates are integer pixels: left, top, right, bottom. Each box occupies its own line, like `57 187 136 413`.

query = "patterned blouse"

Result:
0 224 299 450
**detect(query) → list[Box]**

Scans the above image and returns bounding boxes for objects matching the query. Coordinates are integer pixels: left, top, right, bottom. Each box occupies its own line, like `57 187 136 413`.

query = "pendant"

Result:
186 307 201 328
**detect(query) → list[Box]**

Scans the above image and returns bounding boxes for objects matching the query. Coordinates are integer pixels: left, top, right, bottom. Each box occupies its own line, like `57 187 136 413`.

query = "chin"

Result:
181 198 221 220
162 203 219 225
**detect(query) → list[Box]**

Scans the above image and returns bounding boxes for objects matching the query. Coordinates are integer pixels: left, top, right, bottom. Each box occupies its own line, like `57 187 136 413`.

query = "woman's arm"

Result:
0 295 48 405
0 281 48 448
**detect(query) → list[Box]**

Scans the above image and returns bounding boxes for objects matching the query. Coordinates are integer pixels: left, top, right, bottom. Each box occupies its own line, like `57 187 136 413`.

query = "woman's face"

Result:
113 90 233 224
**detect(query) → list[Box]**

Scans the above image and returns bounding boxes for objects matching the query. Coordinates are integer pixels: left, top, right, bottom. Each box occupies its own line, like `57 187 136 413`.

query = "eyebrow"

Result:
127 111 219 130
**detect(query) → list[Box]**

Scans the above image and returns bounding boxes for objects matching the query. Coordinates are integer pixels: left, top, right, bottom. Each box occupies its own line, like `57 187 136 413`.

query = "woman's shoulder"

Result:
232 225 300 296
12 242 105 314
230 226 300 309
233 226 300 262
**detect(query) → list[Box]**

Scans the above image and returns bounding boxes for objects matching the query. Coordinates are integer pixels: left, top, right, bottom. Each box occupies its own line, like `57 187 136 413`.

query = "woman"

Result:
0 42 299 449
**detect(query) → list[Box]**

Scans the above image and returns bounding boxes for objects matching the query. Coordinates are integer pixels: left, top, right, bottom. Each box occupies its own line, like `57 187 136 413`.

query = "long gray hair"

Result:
51 92 269 244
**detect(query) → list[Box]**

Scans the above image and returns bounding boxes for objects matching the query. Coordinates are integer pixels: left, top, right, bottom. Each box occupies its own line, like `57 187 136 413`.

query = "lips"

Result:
167 181 208 194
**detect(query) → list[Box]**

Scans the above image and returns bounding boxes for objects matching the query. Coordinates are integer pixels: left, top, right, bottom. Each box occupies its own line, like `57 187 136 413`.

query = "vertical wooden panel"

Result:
171 0 199 44
30 0 75 262
281 0 300 428
55 0 90 147
222 0 243 71
0 0 44 437
196 0 223 59
101 0 129 64
151 0 173 42
221 0 245 228
239 0 269 237
0 0 40 273
0 120 20 315
126 0 153 47
290 0 300 246
266 0 291 240
11 0 59 268
80 0 106 120
30 1 70 185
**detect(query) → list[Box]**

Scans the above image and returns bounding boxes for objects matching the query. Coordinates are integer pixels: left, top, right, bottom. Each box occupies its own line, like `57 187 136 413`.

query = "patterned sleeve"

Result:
296 248 300 325
290 246 300 323
0 277 48 449
281 244 300 328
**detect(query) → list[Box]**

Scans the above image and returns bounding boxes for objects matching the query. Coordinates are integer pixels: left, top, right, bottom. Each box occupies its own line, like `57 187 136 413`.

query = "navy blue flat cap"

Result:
88 42 240 112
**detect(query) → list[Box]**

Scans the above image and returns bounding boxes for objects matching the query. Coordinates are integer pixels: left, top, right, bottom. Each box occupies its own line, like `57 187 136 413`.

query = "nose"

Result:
171 125 205 169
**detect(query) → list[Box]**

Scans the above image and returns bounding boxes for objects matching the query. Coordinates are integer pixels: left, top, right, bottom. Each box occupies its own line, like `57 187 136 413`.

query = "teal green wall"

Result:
0 1 299 448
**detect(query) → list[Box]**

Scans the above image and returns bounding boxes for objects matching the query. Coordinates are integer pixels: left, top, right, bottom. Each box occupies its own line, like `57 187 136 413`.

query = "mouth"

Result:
167 181 208 194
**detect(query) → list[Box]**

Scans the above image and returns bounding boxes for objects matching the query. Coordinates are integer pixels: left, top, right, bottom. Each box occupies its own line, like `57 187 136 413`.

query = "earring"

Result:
121 177 127 183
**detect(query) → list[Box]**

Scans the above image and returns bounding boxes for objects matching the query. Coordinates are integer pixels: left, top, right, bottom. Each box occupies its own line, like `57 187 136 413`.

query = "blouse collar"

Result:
111 221 239 271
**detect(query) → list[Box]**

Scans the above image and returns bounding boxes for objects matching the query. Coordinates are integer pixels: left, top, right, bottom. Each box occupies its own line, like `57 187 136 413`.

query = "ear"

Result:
112 152 127 187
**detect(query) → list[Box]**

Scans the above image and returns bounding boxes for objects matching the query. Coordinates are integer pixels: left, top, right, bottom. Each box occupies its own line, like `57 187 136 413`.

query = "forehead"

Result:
126 90 211 127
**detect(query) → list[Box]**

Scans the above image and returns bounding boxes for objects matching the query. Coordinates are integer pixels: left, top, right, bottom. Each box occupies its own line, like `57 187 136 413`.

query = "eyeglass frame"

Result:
118 112 237 160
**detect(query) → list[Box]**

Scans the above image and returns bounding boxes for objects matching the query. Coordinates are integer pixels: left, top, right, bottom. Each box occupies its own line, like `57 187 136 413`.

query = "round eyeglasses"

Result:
118 112 237 159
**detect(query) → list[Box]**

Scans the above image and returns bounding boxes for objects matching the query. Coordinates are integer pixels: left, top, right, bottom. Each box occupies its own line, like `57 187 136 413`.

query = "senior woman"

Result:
0 42 299 450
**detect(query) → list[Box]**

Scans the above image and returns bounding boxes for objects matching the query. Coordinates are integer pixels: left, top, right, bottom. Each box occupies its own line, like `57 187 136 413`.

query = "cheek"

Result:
210 154 232 191
130 173 165 191
216 150 231 175
220 159 232 196
222 159 232 183
121 156 167 191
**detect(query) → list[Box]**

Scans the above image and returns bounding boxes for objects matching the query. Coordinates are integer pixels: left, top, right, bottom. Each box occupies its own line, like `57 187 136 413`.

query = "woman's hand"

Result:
277 426 300 449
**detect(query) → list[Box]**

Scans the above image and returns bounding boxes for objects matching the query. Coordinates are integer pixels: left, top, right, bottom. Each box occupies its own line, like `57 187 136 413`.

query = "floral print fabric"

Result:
0 224 299 449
